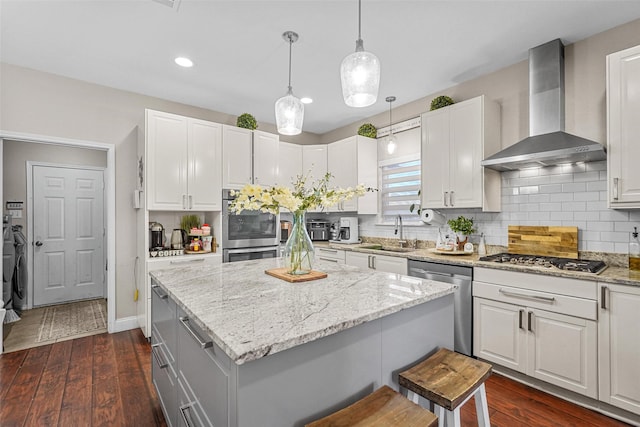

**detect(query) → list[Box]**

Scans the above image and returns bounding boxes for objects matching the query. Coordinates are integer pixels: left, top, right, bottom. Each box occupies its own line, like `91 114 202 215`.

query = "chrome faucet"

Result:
394 215 407 247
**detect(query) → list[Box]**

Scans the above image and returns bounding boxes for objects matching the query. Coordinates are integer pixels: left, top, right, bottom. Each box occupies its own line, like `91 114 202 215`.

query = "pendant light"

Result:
340 0 380 108
275 31 304 135
386 96 397 154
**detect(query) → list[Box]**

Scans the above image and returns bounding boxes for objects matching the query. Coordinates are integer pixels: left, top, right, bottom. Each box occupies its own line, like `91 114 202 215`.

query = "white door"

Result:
33 165 105 306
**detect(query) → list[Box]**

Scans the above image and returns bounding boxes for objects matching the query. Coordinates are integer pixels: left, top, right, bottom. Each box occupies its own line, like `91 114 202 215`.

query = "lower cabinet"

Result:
599 283 640 415
345 251 408 275
152 280 234 427
315 247 346 264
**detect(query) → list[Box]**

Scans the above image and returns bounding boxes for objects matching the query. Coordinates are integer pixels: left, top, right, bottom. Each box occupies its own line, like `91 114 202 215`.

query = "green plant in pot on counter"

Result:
180 214 200 234
447 215 476 250
237 113 258 130
357 123 377 138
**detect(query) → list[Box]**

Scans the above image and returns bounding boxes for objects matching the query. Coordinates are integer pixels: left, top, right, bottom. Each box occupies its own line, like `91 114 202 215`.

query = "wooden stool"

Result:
306 385 438 427
398 348 492 427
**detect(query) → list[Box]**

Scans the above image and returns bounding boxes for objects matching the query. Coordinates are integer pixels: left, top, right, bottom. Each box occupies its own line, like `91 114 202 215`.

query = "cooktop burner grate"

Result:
479 253 607 274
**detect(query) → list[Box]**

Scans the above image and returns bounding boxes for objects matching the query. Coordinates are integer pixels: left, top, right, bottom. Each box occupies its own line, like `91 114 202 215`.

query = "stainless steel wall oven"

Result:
222 189 279 262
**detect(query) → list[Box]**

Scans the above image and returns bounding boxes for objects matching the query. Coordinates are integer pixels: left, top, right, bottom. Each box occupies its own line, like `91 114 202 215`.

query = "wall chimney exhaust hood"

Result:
481 39 606 172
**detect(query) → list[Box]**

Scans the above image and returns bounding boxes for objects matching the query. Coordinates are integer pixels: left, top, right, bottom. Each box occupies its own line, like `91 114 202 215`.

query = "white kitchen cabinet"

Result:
598 283 640 415
222 126 279 189
302 145 328 184
327 135 377 213
222 125 253 189
146 110 222 211
421 95 501 211
278 141 302 189
345 251 407 275
473 269 598 398
607 44 640 208
316 247 346 264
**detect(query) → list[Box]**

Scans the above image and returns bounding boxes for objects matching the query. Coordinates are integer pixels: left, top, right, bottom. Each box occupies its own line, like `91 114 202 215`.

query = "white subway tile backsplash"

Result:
586 161 607 172
575 211 600 221
573 171 600 182
519 168 540 178
539 184 563 193
600 210 629 221
586 221 614 231
581 230 601 241
562 201 586 211
600 231 631 243
587 181 607 192
520 203 540 212
528 194 550 203
562 182 586 193
529 212 550 221
550 193 573 202
519 186 539 195
550 211 574 221
586 200 608 211
586 241 615 252
573 192 600 202
539 202 562 211
615 242 630 253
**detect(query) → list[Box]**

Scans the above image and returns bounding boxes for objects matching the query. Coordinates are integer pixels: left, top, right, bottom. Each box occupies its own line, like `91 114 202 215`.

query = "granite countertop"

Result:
318 241 640 287
150 258 455 365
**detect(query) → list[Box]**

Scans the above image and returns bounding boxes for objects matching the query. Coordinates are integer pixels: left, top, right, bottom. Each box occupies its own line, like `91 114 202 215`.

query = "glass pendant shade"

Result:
387 134 397 154
275 88 304 135
341 41 380 108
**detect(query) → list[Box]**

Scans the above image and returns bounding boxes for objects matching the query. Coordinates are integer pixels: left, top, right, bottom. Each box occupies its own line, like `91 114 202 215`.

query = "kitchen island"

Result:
150 258 455 427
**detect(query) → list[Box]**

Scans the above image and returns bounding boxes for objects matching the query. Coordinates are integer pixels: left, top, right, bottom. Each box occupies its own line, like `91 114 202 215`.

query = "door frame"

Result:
27 161 107 308
0 131 116 333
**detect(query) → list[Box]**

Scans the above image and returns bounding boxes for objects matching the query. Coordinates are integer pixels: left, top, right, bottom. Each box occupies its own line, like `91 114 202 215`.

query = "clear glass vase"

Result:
284 211 315 275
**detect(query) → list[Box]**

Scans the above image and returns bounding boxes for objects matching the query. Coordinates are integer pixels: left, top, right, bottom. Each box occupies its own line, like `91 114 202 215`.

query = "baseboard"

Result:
110 315 139 333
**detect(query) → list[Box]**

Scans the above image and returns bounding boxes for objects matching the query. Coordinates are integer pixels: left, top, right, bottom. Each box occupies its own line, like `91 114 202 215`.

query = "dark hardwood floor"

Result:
0 329 632 426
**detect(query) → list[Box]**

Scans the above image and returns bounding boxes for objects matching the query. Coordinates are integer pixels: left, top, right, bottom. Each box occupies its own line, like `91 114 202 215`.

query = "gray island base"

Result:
150 258 455 427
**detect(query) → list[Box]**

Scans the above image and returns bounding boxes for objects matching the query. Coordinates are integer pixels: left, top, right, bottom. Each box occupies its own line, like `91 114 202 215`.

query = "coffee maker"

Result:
339 217 359 243
149 222 165 250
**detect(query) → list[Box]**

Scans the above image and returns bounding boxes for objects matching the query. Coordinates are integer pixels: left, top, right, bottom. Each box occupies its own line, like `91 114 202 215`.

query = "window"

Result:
379 154 421 223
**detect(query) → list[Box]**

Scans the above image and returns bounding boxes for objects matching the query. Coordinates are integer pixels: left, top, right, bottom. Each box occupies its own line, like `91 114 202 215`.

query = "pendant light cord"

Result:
288 35 293 90
358 0 362 41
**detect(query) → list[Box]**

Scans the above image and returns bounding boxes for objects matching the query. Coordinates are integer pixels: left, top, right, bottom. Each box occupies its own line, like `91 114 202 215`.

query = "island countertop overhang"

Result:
150 258 455 365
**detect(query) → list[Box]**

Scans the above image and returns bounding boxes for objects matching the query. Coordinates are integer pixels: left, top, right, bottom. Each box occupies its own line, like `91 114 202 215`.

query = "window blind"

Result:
379 155 421 222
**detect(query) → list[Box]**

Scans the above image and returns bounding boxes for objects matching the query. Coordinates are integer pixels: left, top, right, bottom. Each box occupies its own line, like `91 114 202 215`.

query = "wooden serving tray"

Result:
265 268 327 283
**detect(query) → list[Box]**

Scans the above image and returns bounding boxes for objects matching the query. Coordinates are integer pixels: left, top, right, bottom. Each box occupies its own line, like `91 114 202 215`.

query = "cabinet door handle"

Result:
188 195 193 209
151 284 168 300
319 257 339 263
443 191 449 206
450 191 455 206
499 288 555 303
371 256 376 270
169 258 205 265
182 194 187 209
179 404 198 427
527 311 534 332
613 178 619 201
319 248 338 254
518 309 525 330
601 286 608 310
151 343 169 369
179 316 213 349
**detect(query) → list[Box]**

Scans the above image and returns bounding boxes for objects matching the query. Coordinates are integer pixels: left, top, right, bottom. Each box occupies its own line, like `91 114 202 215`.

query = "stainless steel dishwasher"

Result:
408 259 473 356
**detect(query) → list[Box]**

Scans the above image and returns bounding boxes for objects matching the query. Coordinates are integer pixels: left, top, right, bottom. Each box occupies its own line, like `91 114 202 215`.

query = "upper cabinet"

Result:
421 95 501 211
146 109 222 211
222 126 280 189
607 44 640 208
327 136 377 214
302 145 328 184
278 141 302 189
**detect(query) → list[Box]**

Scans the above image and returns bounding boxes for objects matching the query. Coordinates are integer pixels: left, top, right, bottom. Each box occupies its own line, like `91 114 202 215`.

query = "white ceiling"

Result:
2 1 640 135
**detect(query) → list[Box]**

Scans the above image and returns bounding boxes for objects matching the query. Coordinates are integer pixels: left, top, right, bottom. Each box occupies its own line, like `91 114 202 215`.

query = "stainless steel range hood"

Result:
481 39 606 172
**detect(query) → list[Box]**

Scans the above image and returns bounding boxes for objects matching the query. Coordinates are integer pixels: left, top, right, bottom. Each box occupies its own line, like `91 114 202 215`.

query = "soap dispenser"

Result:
630 227 640 271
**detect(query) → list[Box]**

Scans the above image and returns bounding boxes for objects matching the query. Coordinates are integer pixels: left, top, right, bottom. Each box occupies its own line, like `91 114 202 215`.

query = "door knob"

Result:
35 241 43 247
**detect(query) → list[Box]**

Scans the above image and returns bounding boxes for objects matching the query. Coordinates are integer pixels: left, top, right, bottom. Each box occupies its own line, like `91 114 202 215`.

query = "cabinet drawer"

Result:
149 254 221 270
177 307 231 427
473 281 597 320
152 339 178 427
316 247 345 263
474 267 597 300
152 281 177 359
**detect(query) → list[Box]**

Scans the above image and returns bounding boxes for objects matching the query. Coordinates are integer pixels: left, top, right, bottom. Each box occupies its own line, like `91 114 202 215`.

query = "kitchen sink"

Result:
380 246 415 253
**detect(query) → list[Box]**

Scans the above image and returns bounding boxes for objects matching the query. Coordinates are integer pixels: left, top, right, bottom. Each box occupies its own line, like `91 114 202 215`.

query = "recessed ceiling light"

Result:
301 97 313 104
175 57 193 68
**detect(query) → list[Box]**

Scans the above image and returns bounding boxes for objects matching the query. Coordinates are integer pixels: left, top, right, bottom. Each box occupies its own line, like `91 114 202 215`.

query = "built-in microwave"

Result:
222 189 279 250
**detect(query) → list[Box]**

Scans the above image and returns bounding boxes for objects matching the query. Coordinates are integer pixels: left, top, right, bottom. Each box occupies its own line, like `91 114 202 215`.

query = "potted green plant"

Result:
357 123 377 138
180 214 201 234
237 113 258 130
430 95 455 111
447 215 476 249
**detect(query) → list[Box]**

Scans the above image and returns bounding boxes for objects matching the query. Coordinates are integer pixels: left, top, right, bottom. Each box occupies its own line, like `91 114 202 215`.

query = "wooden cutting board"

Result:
508 226 578 258
265 268 327 283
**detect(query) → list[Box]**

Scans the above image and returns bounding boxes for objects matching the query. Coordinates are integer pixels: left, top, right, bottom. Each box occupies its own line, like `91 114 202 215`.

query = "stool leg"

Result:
406 390 420 404
474 383 490 427
434 404 445 427
445 408 460 427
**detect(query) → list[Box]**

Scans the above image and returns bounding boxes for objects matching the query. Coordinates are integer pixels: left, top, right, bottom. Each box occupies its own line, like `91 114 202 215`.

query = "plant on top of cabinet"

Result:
237 113 258 130
430 95 455 110
357 123 377 138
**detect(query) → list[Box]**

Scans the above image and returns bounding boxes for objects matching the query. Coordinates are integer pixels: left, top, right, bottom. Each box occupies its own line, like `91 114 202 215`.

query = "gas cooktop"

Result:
478 253 607 274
